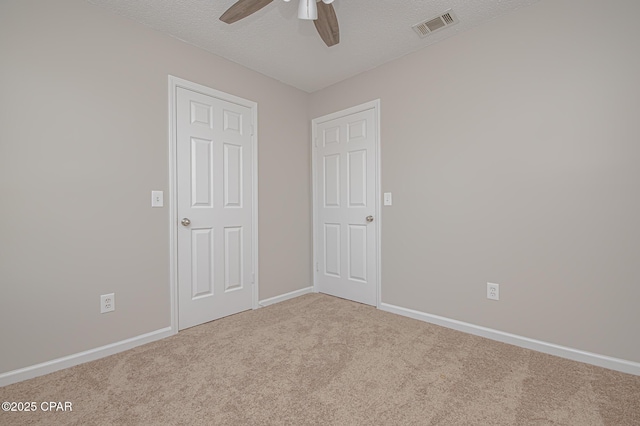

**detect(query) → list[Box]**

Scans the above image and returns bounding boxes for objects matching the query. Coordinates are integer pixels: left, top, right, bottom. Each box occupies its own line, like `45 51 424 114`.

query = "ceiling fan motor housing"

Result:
284 0 334 21
222 0 339 47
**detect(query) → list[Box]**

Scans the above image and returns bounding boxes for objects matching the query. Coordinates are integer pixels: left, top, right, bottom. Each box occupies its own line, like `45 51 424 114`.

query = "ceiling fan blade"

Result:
314 2 340 47
220 0 274 24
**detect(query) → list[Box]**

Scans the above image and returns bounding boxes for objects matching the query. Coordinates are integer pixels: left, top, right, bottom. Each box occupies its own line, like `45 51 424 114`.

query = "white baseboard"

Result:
258 286 314 307
6 297 635 388
379 303 640 376
0 327 175 387
2 285 314 387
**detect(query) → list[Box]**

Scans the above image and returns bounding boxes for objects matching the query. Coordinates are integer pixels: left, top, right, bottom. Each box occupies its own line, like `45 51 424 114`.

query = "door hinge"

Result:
252 272 255 283
316 262 319 272
250 125 255 136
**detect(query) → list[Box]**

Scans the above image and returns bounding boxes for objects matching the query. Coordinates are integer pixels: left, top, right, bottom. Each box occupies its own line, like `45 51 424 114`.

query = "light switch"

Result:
384 192 392 206
151 191 163 207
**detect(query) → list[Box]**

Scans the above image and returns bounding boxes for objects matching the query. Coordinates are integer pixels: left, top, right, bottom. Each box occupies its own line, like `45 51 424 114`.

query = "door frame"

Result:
311 99 381 308
168 75 259 333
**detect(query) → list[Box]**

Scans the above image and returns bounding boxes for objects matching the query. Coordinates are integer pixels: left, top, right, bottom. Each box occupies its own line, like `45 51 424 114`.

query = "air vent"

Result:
412 9 459 38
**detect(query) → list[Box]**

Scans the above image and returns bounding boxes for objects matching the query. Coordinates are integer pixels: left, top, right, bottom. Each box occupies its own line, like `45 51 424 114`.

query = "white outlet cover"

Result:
101 293 115 313
487 283 499 301
384 192 392 206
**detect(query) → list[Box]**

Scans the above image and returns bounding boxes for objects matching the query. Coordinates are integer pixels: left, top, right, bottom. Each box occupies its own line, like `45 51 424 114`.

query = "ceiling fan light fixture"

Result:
297 0 318 20
222 0 339 46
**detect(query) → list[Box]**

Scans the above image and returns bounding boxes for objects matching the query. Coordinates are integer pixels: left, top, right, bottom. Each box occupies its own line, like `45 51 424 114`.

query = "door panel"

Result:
348 119 367 141
315 106 378 306
191 138 213 207
224 226 243 291
348 149 367 207
177 87 253 330
324 154 340 207
324 223 341 277
191 228 214 298
348 224 367 282
223 143 243 208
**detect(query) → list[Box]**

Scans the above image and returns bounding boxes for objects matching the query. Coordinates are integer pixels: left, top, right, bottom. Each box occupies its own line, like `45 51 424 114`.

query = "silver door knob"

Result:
366 215 374 223
181 218 191 226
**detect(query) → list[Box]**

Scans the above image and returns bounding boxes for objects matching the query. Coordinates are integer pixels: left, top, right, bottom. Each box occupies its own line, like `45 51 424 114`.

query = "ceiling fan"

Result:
220 0 340 47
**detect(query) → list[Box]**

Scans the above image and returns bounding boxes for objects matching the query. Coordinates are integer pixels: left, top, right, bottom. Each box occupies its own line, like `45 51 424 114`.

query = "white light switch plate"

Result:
151 191 163 207
384 192 392 206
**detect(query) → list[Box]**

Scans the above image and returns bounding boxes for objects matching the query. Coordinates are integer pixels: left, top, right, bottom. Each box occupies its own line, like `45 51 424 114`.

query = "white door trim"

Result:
168 75 259 333
311 99 381 308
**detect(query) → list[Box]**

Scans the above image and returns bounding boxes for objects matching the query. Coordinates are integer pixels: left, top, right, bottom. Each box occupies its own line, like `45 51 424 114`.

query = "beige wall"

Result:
0 0 311 373
2 0 639 377
310 0 640 363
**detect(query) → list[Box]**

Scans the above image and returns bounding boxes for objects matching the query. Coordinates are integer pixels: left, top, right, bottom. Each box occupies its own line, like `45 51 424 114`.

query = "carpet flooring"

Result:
1 293 639 425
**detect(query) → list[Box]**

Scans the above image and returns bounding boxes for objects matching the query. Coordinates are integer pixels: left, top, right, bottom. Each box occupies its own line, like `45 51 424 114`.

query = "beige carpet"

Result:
1 294 639 425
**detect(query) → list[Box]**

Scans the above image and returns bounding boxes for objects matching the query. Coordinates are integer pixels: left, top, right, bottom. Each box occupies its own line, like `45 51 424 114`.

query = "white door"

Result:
313 103 379 306
176 86 254 330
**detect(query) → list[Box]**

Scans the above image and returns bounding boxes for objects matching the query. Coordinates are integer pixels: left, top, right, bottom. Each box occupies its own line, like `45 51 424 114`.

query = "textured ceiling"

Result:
86 0 540 93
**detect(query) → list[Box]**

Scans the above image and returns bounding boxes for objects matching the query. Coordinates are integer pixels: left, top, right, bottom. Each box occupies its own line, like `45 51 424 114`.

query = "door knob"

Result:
181 218 191 226
366 215 374 223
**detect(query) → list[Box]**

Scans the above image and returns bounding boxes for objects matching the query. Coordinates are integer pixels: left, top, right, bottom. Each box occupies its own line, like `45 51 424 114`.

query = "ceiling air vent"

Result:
412 9 459 38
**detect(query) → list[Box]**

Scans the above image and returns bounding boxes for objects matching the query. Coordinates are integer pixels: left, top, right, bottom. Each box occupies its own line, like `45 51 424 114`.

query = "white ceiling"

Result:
86 0 540 93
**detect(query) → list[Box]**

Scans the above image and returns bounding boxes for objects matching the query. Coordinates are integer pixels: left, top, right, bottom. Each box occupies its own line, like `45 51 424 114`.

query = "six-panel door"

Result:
315 108 377 306
177 87 253 330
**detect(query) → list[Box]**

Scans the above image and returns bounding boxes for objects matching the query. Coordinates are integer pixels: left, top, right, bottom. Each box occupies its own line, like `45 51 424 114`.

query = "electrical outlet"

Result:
487 283 499 301
101 293 115 313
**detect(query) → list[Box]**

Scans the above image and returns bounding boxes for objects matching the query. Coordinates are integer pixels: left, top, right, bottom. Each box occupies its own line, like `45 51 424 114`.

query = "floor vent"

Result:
412 9 459 38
